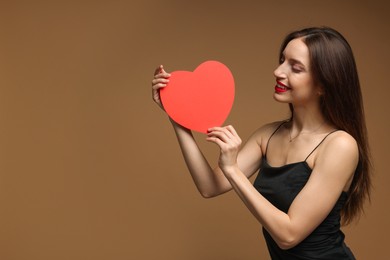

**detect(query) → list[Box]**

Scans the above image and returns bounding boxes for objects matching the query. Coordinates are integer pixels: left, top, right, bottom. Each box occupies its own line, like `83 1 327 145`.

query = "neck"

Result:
288 105 332 142
291 113 326 131
290 102 328 131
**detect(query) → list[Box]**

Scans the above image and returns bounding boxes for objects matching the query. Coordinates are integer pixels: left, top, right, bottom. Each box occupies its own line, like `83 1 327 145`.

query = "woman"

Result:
151 27 371 259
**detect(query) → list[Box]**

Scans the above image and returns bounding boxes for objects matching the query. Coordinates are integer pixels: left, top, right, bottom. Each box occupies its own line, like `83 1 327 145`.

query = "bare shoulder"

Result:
238 120 288 173
322 130 358 154
250 120 288 143
315 130 359 170
252 120 288 136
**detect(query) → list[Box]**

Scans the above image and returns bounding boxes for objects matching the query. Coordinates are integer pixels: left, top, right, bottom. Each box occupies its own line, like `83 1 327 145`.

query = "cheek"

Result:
290 78 318 98
290 76 310 90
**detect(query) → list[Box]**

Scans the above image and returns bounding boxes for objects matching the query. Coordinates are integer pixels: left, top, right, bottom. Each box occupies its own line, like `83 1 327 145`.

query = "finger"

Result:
207 126 223 132
154 65 163 76
211 126 242 148
152 78 169 86
206 136 226 148
207 130 231 143
208 127 234 139
153 65 171 79
225 125 240 139
152 82 168 91
226 125 242 145
154 70 171 80
220 125 240 140
154 73 171 80
160 65 167 74
207 126 228 135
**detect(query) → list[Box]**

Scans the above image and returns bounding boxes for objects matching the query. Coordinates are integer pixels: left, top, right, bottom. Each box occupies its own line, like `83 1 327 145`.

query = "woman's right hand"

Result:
151 65 171 111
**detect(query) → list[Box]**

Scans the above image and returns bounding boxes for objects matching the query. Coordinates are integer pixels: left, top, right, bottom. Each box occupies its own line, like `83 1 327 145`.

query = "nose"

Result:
273 63 286 79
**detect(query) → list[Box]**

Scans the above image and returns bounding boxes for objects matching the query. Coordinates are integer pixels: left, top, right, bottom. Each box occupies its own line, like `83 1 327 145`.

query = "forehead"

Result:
283 38 310 64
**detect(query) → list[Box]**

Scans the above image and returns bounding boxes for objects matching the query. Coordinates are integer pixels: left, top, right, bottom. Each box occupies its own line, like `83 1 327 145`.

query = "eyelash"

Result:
280 58 303 73
292 66 303 73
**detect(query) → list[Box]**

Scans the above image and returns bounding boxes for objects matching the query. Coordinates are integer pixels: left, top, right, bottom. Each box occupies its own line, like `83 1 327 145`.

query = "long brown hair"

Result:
279 27 372 224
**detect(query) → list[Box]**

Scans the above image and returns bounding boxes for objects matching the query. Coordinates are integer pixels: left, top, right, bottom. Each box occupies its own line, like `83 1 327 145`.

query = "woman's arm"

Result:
207 127 358 249
152 65 264 198
170 120 231 198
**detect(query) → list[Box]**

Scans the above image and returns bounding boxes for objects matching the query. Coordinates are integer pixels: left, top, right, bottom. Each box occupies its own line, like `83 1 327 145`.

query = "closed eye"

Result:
292 65 304 73
290 60 306 73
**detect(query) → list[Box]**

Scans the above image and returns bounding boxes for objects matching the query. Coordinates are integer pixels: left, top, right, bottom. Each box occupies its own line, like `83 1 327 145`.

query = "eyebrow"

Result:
281 52 307 69
289 58 306 68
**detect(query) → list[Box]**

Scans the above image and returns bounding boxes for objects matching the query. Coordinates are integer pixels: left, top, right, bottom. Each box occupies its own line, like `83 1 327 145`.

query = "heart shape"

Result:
160 61 235 133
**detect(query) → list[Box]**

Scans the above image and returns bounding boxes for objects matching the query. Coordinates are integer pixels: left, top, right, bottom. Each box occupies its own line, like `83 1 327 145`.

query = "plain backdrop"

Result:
0 1 389 259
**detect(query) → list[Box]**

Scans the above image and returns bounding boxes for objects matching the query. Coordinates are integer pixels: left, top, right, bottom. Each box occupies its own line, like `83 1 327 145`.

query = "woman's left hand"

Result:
206 125 242 174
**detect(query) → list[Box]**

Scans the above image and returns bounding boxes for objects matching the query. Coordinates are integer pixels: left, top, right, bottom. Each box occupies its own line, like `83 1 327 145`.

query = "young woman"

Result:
151 27 371 259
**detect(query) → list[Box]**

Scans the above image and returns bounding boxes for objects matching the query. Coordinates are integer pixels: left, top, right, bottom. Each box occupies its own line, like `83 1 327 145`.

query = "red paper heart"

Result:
160 61 235 133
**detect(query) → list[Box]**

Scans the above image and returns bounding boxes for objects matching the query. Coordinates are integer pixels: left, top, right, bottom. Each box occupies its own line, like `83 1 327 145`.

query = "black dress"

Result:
253 123 356 260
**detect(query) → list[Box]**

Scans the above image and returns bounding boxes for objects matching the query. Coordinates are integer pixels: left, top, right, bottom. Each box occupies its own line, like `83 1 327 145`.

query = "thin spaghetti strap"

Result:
265 121 289 159
304 130 340 162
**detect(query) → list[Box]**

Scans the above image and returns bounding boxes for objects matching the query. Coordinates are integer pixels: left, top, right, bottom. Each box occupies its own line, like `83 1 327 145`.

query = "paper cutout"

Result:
160 60 235 133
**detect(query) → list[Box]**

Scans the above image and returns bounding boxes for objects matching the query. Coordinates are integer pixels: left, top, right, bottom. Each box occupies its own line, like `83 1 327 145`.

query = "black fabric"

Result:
253 123 355 259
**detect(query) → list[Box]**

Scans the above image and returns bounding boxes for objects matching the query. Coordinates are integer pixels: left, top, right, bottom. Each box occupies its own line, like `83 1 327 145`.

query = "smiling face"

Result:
273 38 322 108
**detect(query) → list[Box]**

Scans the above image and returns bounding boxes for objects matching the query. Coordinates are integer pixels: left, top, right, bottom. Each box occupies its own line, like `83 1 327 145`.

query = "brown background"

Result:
0 0 389 259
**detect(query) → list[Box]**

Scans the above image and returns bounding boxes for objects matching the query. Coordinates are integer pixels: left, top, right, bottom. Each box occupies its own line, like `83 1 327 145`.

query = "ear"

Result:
317 85 324 96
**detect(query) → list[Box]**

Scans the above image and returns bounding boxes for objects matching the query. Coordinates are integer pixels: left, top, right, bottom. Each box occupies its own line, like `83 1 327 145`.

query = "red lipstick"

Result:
275 81 289 93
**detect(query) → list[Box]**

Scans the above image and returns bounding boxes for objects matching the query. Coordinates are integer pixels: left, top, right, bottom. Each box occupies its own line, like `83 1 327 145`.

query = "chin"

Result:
273 93 290 103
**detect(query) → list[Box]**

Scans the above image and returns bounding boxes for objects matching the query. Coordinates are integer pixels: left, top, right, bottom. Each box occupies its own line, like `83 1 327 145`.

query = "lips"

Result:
275 81 290 93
